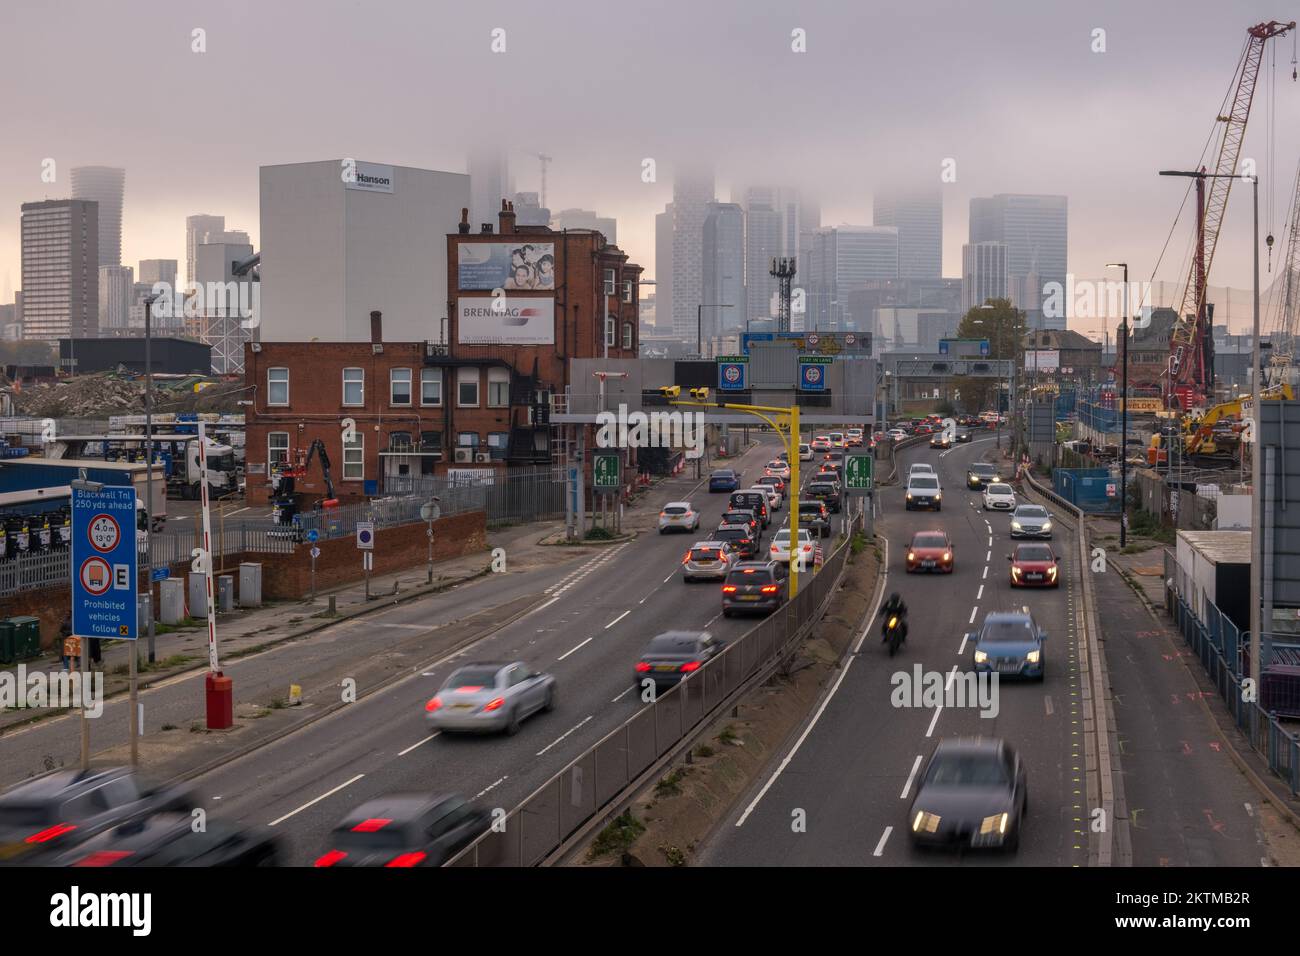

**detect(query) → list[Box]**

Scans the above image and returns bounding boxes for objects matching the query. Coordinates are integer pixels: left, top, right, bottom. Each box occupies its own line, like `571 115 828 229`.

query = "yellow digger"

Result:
1182 383 1294 459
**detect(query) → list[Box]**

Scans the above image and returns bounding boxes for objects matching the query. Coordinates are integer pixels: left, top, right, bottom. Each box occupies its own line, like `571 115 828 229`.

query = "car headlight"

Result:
973 649 989 663
1011 521 1022 530
1042 521 1052 532
934 492 942 500
912 810 941 834
907 552 915 561
1047 566 1057 580
1026 650 1041 663
979 813 1009 836
1010 566 1021 579
906 493 913 500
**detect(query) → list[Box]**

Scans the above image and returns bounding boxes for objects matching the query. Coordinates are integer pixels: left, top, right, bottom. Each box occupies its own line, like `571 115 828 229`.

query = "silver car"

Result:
425 662 556 735
1010 504 1053 538
658 501 700 534
681 540 737 582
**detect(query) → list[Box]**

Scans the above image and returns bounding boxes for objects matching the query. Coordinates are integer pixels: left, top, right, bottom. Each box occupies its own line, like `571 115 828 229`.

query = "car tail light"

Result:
25 823 77 844
454 686 484 693
635 661 652 672
770 544 778 552
314 850 348 867
73 850 133 867
352 818 393 833
683 551 691 563
722 585 737 593
680 661 701 672
483 697 505 712
425 696 442 712
385 852 427 868
761 585 778 594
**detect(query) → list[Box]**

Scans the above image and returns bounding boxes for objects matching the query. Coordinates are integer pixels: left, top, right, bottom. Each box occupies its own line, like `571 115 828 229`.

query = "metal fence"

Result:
1164 549 1300 794
0 548 72 596
446 516 862 867
385 467 565 528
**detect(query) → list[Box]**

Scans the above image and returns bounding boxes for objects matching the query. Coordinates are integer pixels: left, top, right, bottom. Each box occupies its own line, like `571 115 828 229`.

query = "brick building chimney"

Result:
370 310 382 344
498 199 516 235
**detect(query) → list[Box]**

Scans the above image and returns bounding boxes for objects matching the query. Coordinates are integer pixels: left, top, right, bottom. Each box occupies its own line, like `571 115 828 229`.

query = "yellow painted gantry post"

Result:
663 388 804 597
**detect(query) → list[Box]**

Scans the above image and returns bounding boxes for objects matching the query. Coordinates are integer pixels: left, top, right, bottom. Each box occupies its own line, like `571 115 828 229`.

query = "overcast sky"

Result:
3 0 1299 337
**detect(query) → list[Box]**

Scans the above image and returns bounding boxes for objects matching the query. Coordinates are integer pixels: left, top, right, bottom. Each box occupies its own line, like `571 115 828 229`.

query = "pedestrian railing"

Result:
445 514 863 867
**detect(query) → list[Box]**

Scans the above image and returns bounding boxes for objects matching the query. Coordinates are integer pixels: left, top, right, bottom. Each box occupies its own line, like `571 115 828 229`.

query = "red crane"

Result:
1166 19 1295 409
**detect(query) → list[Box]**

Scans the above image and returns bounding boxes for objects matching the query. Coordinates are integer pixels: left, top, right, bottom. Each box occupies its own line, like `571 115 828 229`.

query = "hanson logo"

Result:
345 161 394 194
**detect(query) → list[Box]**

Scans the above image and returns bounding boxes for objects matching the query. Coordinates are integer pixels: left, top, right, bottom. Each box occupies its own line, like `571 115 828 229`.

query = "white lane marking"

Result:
530 596 560 616
986 551 991 561
900 755 923 799
988 536 992 547
605 610 631 629
1044 695 1054 717
611 685 636 703
225 506 250 516
977 584 984 600
473 775 508 799
375 622 429 631
982 566 988 580
958 632 969 654
873 827 893 857
557 637 594 661
1244 802 1255 817
925 704 943 738
398 733 439 756
663 571 675 584
736 539 889 828
536 715 594 756
268 773 364 827
969 606 978 624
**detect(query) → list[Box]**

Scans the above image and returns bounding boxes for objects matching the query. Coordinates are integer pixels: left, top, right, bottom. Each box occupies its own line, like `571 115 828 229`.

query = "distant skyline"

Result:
2 0 1297 339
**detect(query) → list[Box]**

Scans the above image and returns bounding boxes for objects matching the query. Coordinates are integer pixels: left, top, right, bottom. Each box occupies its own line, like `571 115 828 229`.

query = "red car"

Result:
1009 542 1060 588
906 530 953 573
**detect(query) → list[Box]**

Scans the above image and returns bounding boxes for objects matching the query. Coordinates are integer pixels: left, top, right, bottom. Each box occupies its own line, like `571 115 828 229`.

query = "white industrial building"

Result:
258 160 470 343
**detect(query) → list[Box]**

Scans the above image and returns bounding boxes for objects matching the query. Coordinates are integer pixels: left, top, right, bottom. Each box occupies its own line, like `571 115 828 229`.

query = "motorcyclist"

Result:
880 592 908 643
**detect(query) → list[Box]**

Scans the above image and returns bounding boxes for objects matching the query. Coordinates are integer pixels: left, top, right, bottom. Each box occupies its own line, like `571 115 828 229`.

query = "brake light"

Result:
683 551 691 563
26 823 77 844
425 696 442 712
314 850 348 867
352 818 393 833
636 661 652 672
761 585 778 594
680 661 701 672
454 686 484 693
722 585 737 593
483 697 505 712
386 851 427 868
73 850 133 867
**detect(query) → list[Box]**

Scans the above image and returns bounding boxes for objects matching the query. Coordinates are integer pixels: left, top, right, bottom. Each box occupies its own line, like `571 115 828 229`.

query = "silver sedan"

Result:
425 661 556 735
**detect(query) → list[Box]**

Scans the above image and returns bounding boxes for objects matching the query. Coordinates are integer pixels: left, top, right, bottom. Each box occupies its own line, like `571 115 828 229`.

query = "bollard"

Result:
205 672 234 729
328 596 337 616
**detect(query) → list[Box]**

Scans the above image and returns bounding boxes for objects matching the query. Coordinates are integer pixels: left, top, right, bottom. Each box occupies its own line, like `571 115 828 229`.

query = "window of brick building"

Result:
342 432 364 480
487 367 510 407
457 367 479 407
268 431 289 466
267 368 289 406
421 368 442 406
390 368 412 406
343 367 364 406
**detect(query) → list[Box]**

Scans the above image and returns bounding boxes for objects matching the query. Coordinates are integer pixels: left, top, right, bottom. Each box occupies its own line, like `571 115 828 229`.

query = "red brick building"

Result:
243 201 641 506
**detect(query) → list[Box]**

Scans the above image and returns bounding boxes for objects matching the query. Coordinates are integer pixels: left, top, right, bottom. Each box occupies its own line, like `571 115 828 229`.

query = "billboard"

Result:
457 297 555 345
458 242 556 291
1024 349 1060 372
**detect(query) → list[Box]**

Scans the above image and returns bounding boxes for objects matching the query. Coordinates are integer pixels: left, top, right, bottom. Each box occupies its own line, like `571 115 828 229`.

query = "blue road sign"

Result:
71 485 138 640
305 528 320 543
717 357 748 391
799 356 831 391
150 567 169 583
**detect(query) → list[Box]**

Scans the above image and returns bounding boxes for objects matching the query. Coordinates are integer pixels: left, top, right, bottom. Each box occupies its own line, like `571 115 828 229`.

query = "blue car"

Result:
968 610 1046 681
709 469 742 493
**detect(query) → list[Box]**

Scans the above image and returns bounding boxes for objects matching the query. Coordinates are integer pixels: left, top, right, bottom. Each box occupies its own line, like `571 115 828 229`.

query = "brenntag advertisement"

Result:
457 296 555 345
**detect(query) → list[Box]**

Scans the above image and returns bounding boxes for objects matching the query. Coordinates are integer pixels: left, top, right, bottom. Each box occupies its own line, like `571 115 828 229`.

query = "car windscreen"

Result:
980 619 1036 643
722 512 753 524
648 634 699 653
808 484 835 494
663 506 688 514
714 528 747 541
444 666 499 689
910 477 939 490
333 824 421 851
1016 546 1054 562
712 471 735 479
798 503 825 514
1016 506 1048 518
689 548 723 561
971 464 997 475
925 754 1009 787
912 534 948 549
986 484 1012 495
726 568 772 584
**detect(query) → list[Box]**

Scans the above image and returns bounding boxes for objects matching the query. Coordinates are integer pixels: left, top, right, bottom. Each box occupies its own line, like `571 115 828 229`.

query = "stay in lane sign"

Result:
72 485 138 639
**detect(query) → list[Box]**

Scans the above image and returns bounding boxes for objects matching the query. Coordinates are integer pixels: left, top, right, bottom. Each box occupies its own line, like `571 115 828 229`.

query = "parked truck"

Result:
42 434 236 500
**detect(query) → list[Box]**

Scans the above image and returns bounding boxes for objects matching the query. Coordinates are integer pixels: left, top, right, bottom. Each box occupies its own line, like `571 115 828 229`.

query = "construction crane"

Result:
1166 19 1295 409
1267 158 1300 376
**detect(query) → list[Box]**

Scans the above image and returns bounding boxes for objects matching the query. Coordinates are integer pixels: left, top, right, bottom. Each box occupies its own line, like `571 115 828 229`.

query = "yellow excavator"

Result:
1182 383 1294 458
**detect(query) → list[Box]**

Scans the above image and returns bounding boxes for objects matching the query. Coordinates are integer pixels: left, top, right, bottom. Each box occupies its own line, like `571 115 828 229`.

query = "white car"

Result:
680 540 738 581
908 463 937 480
905 475 942 511
770 527 817 567
887 429 907 441
982 483 1017 512
658 502 701 533
810 436 832 453
748 484 783 513
763 459 792 480
798 443 813 461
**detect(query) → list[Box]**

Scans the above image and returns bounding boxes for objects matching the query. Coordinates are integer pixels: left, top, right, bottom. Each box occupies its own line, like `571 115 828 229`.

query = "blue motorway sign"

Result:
799 356 831 391
71 485 138 640
717 355 748 391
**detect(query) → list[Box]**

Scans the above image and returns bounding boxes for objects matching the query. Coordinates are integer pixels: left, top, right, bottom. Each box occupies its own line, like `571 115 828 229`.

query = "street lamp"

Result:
1106 263 1129 547
1160 168 1262 689
142 293 159 664
697 303 734 358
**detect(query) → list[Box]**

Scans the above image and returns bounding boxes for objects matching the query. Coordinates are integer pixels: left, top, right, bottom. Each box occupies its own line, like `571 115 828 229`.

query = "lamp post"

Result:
1106 263 1129 547
142 293 159 665
1160 169 1261 689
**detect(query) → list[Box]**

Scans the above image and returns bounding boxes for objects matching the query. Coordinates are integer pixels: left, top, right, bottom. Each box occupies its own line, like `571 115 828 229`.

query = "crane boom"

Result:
1270 158 1300 367
1168 20 1295 403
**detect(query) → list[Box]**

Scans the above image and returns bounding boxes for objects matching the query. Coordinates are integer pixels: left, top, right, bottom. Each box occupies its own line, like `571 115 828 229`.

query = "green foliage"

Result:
590 810 645 857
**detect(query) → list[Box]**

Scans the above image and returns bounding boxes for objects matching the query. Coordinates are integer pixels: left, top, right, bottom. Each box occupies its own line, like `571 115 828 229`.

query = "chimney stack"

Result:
499 198 517 235
458 207 470 235
370 310 383 344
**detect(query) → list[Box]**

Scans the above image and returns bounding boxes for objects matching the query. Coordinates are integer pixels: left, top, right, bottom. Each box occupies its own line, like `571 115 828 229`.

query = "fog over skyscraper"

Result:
969 194 1067 329
874 186 942 279
669 168 715 344
70 166 124 268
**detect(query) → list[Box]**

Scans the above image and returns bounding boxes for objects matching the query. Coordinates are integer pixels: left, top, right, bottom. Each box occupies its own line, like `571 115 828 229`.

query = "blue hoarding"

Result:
71 485 138 640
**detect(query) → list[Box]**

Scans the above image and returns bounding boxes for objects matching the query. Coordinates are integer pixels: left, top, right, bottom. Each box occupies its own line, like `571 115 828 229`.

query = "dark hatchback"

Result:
54 812 282 867
713 523 759 558
805 481 842 513
719 508 760 539
315 794 490 867
729 491 770 528
709 469 742 492
909 738 1027 852
634 631 724 688
721 561 786 616
798 500 832 538
966 462 1000 489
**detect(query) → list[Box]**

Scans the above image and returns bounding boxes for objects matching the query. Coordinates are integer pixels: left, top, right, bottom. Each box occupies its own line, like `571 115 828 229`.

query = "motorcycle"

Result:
883 614 907 657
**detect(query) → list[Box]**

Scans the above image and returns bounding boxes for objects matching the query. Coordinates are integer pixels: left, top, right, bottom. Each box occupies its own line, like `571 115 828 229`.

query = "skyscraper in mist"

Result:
670 168 715 345
702 202 745 344
969 194 1067 329
469 148 514 231
874 186 942 279
187 215 225 286
71 166 125 267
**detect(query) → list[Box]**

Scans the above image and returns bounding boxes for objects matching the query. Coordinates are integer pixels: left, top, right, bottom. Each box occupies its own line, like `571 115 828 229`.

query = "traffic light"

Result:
689 387 711 402
660 385 681 399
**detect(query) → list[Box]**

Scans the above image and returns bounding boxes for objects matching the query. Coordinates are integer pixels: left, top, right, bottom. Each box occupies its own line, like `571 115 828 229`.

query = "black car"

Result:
53 812 283 867
797 500 832 538
719 509 760 539
315 794 490 867
729 490 770 528
816 463 844 486
966 462 1000 489
721 561 786 616
713 523 759 558
805 480 842 513
909 738 1027 852
0 768 197 866
635 630 724 688
956 428 972 443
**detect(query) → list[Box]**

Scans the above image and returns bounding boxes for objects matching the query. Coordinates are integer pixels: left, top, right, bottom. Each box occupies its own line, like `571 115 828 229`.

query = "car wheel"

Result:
543 686 556 712
722 609 732 618
1004 823 1021 854
504 708 521 736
